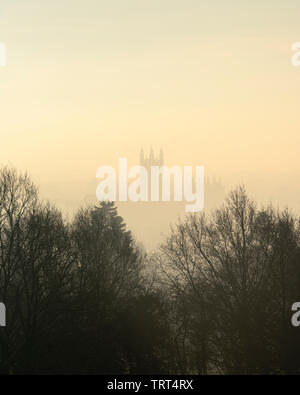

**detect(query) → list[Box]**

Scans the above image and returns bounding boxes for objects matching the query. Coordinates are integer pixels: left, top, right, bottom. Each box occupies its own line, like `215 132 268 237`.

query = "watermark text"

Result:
0 302 6 327
96 158 205 212
0 43 7 67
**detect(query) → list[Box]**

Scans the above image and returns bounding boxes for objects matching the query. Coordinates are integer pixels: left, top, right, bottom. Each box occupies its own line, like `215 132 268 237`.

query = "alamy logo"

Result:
96 158 205 212
291 302 300 327
291 42 300 67
0 302 6 327
0 43 7 67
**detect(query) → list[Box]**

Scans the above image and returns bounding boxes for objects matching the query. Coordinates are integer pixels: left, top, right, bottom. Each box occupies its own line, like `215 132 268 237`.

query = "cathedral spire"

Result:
150 146 154 161
140 147 144 165
159 146 164 165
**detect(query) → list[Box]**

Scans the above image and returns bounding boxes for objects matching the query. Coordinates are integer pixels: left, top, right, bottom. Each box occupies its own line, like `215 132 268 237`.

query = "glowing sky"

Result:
1 1 300 219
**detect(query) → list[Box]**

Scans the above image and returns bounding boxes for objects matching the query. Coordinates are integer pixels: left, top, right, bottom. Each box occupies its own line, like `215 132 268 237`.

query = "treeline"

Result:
0 167 300 374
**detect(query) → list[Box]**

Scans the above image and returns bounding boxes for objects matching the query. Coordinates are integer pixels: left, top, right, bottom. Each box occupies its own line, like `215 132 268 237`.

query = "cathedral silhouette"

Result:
140 147 164 169
138 147 224 200
84 148 225 250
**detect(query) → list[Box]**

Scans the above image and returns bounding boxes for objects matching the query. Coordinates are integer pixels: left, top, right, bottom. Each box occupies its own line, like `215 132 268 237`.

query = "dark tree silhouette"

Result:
1 168 300 375
155 187 300 374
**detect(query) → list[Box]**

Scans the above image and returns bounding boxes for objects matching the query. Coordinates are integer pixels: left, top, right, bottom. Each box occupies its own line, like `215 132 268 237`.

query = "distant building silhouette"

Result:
140 147 164 169
139 147 224 207
85 148 226 250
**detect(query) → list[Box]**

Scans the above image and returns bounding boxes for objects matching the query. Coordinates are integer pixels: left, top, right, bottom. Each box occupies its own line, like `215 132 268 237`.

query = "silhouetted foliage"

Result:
1 169 300 375
155 187 300 374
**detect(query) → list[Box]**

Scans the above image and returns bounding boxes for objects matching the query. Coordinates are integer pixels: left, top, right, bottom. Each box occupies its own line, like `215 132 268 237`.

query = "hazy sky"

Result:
1 1 300 216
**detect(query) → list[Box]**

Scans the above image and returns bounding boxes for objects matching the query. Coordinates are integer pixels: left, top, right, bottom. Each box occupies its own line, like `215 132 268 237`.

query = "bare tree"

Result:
156 187 300 374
